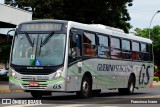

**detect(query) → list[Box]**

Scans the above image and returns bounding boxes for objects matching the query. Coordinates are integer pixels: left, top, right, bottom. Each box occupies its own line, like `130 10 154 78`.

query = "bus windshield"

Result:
11 33 66 66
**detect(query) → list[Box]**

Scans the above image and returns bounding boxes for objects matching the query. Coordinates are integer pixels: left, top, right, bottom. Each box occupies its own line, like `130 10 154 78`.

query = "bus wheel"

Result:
31 92 43 98
76 76 92 98
118 75 135 95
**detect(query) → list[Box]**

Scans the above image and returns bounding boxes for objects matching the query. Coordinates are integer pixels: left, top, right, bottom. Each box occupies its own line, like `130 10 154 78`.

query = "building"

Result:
0 3 32 37
0 3 32 68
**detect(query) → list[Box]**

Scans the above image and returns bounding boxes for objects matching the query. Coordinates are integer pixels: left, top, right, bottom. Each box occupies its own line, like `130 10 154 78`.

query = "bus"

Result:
8 20 154 98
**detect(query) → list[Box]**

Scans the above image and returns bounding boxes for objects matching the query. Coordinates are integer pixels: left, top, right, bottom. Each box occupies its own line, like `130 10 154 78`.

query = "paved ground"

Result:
0 82 160 107
0 87 160 106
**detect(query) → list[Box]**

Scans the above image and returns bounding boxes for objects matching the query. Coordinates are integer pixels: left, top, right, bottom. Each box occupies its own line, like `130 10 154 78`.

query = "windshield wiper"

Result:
39 31 54 55
25 32 34 47
40 31 54 47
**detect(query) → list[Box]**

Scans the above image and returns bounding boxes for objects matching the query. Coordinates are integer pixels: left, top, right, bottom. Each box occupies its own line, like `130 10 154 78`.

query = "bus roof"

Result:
68 21 152 44
18 19 152 44
19 19 68 25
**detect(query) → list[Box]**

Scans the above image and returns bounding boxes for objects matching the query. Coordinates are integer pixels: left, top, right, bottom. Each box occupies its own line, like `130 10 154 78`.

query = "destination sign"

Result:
20 23 62 31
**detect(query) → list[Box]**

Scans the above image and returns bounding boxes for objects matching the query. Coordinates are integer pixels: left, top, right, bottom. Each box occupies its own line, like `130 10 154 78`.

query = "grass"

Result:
153 76 159 82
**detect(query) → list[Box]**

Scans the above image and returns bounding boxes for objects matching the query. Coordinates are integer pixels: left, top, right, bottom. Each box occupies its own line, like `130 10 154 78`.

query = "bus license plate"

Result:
29 82 39 87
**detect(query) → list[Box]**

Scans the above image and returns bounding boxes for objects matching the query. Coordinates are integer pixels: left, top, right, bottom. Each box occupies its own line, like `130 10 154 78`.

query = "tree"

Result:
5 0 133 33
135 26 160 66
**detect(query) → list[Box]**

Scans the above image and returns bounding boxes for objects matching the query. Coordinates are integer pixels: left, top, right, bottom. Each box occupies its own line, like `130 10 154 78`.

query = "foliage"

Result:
134 26 160 66
153 76 159 82
4 0 133 33
0 75 8 81
0 43 11 65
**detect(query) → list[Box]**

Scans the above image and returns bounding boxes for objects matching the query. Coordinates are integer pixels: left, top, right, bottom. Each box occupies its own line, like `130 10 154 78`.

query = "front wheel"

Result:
76 76 92 98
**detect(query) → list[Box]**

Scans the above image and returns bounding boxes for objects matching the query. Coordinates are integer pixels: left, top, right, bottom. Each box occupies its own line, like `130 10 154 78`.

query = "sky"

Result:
1 0 160 32
128 0 160 32
0 0 3 4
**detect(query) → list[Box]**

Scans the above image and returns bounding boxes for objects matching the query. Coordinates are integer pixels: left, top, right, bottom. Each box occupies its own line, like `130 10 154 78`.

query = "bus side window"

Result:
141 43 149 61
83 32 97 56
69 33 82 63
149 44 153 61
122 39 131 59
110 37 122 59
132 41 140 60
97 35 110 58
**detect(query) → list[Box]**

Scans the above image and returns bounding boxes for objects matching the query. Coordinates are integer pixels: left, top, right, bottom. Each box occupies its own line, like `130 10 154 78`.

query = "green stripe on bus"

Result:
68 65 123 85
67 68 122 86
74 65 110 82
9 76 28 84
82 62 117 81
79 63 123 83
45 77 65 85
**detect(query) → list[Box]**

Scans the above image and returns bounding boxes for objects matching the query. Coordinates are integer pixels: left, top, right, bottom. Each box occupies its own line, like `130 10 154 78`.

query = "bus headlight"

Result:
10 68 17 78
11 72 16 77
54 68 63 79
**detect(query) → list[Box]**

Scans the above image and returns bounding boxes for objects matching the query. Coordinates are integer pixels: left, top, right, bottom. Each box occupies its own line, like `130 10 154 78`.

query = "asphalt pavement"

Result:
0 86 160 106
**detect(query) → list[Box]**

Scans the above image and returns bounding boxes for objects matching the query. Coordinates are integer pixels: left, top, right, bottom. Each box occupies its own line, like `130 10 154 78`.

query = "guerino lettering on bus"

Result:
97 64 133 72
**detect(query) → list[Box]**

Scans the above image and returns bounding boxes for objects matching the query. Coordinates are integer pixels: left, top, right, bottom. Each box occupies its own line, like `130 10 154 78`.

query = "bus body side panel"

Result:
67 59 100 92
134 62 154 88
66 58 129 92
66 58 154 92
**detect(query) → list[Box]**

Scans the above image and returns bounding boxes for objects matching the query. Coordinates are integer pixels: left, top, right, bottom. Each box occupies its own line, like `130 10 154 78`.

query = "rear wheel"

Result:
118 75 135 95
76 76 92 98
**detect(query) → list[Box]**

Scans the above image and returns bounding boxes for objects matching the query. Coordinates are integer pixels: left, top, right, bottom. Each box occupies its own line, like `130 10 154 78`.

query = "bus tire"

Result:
76 75 92 98
118 75 135 95
31 92 43 98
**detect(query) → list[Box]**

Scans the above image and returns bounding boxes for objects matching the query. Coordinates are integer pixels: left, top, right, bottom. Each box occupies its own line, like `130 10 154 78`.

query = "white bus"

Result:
8 20 154 98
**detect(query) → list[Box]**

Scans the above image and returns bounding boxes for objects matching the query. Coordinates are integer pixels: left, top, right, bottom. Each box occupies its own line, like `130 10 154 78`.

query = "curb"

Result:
0 90 24 92
151 83 160 87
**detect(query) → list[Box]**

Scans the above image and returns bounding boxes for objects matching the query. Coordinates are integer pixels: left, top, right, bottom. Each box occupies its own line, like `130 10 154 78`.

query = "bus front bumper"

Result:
9 76 66 91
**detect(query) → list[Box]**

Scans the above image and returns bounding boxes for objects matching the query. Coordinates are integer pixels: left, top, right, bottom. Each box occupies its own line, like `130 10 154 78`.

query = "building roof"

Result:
0 3 32 14
0 3 32 36
0 3 32 26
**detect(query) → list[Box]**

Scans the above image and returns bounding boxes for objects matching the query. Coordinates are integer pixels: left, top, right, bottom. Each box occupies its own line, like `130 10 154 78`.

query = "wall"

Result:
0 4 32 25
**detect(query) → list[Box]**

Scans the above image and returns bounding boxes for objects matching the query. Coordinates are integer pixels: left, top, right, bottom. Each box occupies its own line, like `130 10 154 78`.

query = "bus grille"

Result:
22 84 47 90
17 69 55 75
21 78 48 82
21 76 49 82
21 76 49 89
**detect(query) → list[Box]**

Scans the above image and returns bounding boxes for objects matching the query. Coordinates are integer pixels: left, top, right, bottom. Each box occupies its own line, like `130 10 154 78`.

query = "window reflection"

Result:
83 32 97 56
122 40 131 59
97 35 110 58
111 37 121 58
141 43 149 61
132 42 140 60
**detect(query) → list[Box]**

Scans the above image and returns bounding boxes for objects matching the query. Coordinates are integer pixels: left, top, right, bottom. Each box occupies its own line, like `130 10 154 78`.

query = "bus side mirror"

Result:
7 29 16 43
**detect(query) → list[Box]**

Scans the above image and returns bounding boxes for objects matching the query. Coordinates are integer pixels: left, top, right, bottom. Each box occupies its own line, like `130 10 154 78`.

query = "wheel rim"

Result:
130 82 134 93
82 80 89 95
